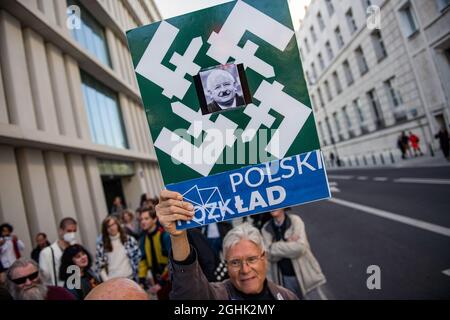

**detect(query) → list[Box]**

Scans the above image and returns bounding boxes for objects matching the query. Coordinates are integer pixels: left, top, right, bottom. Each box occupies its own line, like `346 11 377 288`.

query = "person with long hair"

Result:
95 216 141 282
59 244 100 300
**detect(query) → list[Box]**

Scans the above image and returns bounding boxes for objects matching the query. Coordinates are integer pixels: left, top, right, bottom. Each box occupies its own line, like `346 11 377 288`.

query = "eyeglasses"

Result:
9 271 39 285
226 252 265 270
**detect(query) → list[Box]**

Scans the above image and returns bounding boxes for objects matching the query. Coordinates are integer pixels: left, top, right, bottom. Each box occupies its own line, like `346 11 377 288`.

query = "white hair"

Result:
6 257 48 300
222 223 265 259
206 69 235 91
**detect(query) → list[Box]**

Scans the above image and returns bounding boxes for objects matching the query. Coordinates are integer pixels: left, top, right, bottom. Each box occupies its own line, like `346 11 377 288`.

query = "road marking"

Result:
357 176 368 180
442 269 450 277
328 175 354 180
374 177 388 182
329 182 340 193
317 286 328 300
394 178 450 185
329 198 450 238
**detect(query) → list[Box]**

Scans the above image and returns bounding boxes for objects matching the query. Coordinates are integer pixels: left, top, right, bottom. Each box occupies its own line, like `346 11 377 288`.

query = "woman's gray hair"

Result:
222 223 265 258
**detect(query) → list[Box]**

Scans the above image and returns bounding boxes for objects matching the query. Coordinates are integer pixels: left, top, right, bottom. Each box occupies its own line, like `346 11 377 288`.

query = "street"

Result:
291 166 450 299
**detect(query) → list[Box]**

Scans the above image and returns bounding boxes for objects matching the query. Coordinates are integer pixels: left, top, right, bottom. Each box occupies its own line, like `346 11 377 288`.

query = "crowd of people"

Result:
0 192 327 301
397 131 424 160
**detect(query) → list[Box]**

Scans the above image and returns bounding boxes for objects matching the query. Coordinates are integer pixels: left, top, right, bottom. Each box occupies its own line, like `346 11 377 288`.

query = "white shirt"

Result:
105 234 133 280
39 241 63 287
207 223 220 239
0 236 25 268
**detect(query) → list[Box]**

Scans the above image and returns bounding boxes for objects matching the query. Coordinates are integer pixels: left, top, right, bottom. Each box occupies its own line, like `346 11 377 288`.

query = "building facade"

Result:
0 0 163 255
298 0 450 167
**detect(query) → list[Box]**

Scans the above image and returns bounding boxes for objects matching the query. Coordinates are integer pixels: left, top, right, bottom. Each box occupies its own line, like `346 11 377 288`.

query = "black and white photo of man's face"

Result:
206 70 237 106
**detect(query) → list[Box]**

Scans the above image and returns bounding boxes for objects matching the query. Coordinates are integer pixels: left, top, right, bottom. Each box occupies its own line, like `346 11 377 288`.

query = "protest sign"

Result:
126 0 331 230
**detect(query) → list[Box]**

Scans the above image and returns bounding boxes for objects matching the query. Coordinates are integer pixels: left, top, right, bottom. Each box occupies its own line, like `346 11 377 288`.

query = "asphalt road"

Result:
291 166 450 299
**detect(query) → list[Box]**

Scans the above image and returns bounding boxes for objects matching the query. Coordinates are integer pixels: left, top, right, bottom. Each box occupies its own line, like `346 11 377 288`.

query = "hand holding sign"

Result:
156 190 194 237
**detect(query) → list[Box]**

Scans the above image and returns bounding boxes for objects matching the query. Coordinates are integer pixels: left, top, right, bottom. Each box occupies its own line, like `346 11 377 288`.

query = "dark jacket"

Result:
206 94 245 113
169 247 298 300
187 229 219 282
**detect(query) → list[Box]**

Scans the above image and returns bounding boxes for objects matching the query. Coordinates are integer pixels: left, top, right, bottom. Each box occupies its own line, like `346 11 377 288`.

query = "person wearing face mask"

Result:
205 69 245 114
60 244 100 300
39 217 78 287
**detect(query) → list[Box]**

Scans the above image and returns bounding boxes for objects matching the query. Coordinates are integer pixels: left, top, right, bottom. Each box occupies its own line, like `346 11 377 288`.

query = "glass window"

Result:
335 26 345 49
399 2 419 38
67 0 111 67
436 0 450 11
332 71 342 94
318 53 325 70
342 106 352 128
317 12 325 31
81 72 128 149
343 60 354 86
346 9 358 34
325 41 334 61
371 30 388 61
326 0 335 16
355 46 369 75
366 89 384 128
324 80 333 101
310 26 317 43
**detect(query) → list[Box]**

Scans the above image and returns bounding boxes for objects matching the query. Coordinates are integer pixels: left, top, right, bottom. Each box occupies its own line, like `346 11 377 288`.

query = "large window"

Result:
318 53 325 71
335 26 345 49
81 72 128 149
371 30 388 62
310 25 318 43
346 8 358 35
332 71 343 94
343 60 354 86
398 2 419 38
325 41 334 61
324 80 333 101
367 89 384 128
317 12 325 31
67 0 111 67
325 0 335 16
355 46 369 75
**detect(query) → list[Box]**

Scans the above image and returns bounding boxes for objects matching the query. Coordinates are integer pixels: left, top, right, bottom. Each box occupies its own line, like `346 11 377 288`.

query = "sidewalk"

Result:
327 153 450 171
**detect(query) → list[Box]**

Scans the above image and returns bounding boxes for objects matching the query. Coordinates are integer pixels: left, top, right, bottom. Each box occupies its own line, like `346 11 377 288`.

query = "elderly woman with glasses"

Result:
156 190 298 300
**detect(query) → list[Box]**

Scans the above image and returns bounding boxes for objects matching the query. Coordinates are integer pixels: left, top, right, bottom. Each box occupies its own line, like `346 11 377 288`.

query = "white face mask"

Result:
63 232 77 245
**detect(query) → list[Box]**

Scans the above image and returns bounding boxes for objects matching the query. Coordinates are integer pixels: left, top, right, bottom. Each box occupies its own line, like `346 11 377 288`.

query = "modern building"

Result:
0 0 163 255
297 0 450 167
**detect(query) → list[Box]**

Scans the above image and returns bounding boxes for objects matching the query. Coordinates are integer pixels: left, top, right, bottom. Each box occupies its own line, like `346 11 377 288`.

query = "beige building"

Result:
0 0 164 256
298 0 450 167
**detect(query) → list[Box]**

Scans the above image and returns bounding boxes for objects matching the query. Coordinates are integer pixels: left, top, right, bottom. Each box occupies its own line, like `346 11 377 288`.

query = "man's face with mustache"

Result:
207 71 237 105
10 263 47 300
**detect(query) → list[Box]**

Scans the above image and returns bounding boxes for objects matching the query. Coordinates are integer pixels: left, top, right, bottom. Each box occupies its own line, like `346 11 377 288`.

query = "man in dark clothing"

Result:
30 233 50 264
187 228 219 282
435 127 450 160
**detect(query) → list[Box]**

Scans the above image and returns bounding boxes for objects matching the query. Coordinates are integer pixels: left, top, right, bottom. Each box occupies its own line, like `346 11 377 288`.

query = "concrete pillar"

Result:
0 11 37 129
129 101 145 153
84 156 108 227
0 145 33 257
46 43 78 138
37 0 57 25
64 55 91 141
16 148 58 243
53 0 70 35
43 151 77 223
23 28 60 134
142 163 155 198
119 94 138 151
66 154 99 253
0 56 9 124
105 29 120 73
122 163 147 211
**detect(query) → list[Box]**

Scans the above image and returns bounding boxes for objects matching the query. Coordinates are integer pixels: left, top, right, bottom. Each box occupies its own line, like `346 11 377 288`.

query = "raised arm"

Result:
155 189 195 261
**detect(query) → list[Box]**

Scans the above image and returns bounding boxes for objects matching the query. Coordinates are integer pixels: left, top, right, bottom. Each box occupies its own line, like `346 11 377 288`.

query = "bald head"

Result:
85 278 148 300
